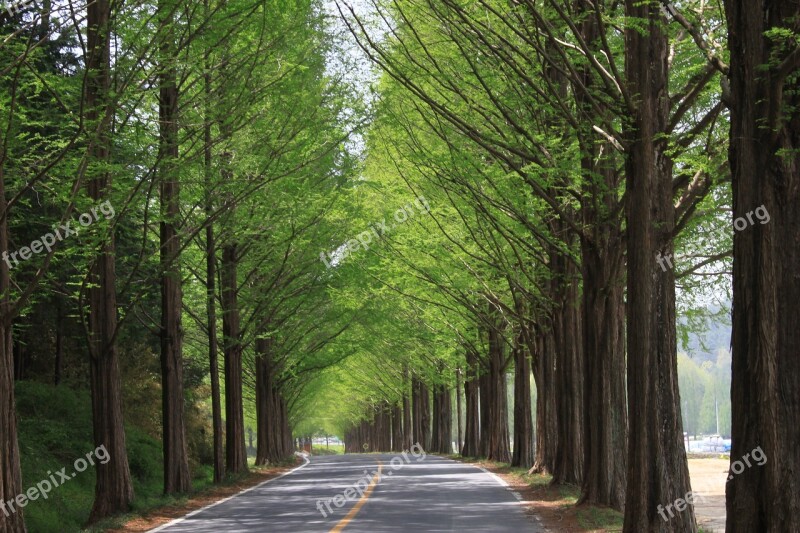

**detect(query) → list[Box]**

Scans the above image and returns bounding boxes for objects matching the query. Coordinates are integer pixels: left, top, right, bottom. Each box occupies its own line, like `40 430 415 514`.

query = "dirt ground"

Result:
689 457 729 533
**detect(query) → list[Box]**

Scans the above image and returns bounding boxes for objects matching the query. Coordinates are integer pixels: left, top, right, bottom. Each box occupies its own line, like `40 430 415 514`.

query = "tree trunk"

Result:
456 368 463 453
531 327 557 474
574 0 628 509
431 383 452 454
203 38 224 483
511 333 534 468
551 248 584 485
478 369 490 457
158 0 190 494
623 2 694 530
392 402 403 452
725 1 800 530
486 317 511 463
579 243 626 508
412 376 431 450
221 243 247 474
461 349 480 457
86 0 134 521
255 337 273 466
0 171 25 532
402 367 413 449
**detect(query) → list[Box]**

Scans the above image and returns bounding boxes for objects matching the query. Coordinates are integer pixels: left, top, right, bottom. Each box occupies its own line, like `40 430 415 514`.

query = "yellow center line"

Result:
329 461 384 533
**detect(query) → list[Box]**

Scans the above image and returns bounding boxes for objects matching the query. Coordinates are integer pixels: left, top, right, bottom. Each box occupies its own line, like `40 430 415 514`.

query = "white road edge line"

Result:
147 452 312 532
472 463 531 508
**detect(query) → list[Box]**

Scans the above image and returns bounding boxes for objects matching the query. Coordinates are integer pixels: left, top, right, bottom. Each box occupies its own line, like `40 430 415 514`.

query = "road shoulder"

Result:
101 456 307 533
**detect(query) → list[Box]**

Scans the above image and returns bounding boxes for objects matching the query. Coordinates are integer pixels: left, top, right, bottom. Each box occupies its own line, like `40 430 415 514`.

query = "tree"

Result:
85 0 134 521
623 1 694 529
725 0 800 530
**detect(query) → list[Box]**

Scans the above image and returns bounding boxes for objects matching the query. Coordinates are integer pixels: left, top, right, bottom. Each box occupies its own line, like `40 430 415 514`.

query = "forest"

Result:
1 0 798 532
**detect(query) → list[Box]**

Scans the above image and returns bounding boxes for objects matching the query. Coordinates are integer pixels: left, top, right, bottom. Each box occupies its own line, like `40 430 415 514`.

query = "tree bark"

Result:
402 367 413 449
725 1 800 530
391 402 403 452
431 383 452 454
623 2 694 529
574 0 628 509
0 170 25 532
455 368 463 453
461 348 480 457
486 315 511 463
86 0 134 521
158 0 190 494
531 327 557 475
511 333 534 468
550 248 584 485
255 337 274 466
221 243 247 474
202 31 224 483
412 376 431 450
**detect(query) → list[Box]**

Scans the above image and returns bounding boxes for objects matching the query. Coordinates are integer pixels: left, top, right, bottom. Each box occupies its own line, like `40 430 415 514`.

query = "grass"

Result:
576 506 624 531
15 381 228 533
310 444 344 456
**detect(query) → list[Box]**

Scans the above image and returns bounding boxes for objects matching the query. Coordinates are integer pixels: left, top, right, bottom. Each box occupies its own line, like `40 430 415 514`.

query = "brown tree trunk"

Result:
255 337 273 466
725 1 800 530
623 2 694 530
402 368 412 449
391 402 403 452
412 376 431 450
461 348 480 457
531 327 557 474
455 368 463 453
86 0 134 521
486 316 511 463
579 243 626 508
203 46 224 484
478 369 490 457
158 0 190 494
0 171 25 532
551 248 584 485
431 383 452 454
511 333 534 468
574 0 628 509
221 244 247 474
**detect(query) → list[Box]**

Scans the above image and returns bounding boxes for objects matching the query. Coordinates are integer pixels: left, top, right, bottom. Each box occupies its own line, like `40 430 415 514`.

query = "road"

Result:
151 453 542 532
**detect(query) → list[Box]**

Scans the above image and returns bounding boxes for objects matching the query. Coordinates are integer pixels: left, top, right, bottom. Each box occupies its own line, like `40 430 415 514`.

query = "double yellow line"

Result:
330 461 384 533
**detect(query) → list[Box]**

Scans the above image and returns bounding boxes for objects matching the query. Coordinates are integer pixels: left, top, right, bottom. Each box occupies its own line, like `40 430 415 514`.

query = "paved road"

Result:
151 453 542 532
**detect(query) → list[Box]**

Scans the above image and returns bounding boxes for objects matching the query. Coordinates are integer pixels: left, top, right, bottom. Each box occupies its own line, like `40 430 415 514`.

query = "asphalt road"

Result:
151 453 543 532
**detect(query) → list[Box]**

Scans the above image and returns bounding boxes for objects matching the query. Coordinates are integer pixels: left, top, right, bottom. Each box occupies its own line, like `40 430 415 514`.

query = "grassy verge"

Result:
16 381 299 533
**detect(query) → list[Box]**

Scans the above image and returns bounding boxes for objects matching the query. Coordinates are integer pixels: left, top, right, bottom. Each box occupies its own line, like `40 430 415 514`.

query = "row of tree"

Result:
1 0 364 530
315 0 799 532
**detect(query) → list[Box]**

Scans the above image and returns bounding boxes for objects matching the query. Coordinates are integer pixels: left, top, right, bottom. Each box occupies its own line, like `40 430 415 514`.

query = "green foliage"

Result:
15 382 162 533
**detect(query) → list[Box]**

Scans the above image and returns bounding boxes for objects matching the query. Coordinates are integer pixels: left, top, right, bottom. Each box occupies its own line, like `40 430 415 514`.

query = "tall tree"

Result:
157 0 191 495
85 0 134 521
623 1 694 530
725 0 800 530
